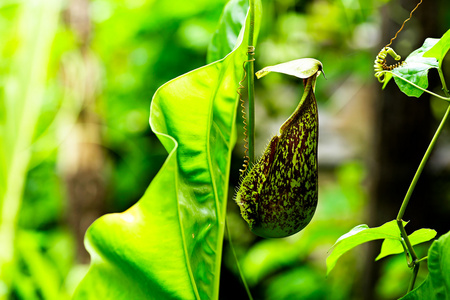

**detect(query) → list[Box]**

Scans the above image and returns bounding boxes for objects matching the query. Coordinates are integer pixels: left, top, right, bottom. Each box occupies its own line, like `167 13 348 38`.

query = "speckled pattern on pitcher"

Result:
235 75 318 238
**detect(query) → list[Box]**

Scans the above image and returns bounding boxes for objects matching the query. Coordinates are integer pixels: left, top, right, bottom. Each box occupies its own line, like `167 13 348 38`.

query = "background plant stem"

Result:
396 105 450 220
0 1 61 285
226 221 253 300
247 0 255 165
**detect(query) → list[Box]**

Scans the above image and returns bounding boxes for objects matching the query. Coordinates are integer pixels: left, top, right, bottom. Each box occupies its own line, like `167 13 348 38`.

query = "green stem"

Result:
407 262 420 293
397 219 418 265
396 68 450 293
396 104 450 287
397 81 450 222
438 68 450 97
399 236 413 266
247 0 255 165
416 256 428 263
225 220 253 300
396 105 450 220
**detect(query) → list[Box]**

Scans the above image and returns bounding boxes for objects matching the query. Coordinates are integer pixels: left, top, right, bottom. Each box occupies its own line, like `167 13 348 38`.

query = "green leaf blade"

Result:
73 0 262 299
207 0 254 63
326 220 403 275
376 238 403 261
375 228 437 261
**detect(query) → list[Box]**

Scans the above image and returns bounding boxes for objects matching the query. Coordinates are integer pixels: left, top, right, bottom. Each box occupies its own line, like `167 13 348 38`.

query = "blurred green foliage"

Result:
90 0 229 211
0 0 448 299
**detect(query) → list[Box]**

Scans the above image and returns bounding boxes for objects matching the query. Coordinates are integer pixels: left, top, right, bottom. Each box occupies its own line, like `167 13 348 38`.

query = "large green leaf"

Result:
73 0 261 299
207 0 249 63
390 38 439 98
400 231 450 300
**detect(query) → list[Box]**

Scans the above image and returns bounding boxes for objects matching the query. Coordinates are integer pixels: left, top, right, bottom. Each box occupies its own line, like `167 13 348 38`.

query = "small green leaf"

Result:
391 38 439 98
255 58 323 79
375 228 437 261
326 220 404 275
423 29 450 68
400 231 450 300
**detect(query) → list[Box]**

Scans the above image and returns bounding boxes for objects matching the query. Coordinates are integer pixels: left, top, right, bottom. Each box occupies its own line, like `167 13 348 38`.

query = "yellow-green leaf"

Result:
255 58 323 79
326 220 404 275
424 29 450 68
375 228 437 261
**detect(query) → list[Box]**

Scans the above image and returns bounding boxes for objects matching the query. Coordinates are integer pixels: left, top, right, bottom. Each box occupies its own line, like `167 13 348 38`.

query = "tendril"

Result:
375 0 423 83
238 46 255 177
385 0 423 49
374 47 406 83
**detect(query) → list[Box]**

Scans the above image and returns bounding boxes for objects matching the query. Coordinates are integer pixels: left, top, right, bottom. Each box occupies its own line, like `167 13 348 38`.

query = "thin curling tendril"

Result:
238 46 255 177
374 0 423 83
374 47 405 83
385 0 423 49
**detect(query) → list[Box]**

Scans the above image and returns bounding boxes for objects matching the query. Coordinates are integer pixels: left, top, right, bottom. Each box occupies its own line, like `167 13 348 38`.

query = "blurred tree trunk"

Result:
360 0 442 299
59 0 106 263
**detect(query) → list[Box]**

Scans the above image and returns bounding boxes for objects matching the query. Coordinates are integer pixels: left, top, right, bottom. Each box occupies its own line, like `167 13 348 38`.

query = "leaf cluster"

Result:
382 29 450 99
